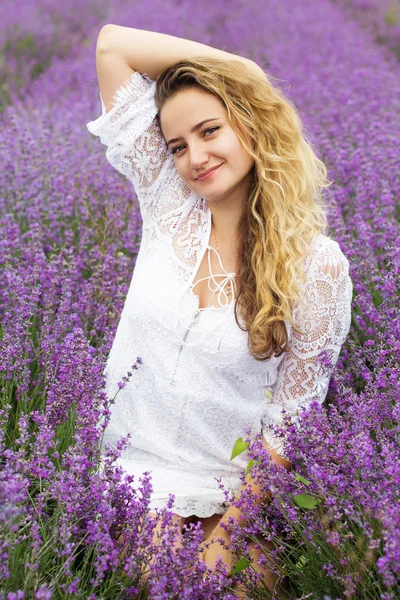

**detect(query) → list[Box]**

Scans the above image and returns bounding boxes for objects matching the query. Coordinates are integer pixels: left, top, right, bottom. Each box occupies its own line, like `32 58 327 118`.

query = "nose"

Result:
189 144 210 172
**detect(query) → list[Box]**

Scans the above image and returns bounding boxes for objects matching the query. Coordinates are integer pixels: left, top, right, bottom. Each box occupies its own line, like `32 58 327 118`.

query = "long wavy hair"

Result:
154 56 331 361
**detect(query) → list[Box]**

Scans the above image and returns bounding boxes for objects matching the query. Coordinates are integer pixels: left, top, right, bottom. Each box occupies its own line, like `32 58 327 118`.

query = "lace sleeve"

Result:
261 237 353 459
86 71 184 222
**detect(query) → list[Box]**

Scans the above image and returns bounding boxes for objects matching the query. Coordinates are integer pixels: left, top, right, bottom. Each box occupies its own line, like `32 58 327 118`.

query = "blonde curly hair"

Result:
154 56 331 361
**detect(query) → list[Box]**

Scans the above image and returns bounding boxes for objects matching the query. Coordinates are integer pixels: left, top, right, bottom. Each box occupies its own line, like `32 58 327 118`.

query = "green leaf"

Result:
294 494 322 509
294 472 311 486
230 437 250 461
228 555 251 577
295 554 308 569
264 387 272 397
245 459 255 476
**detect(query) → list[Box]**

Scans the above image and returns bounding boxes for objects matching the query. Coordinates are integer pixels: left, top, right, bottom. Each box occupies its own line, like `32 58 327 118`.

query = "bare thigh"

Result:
148 512 222 541
191 513 222 540
149 511 186 530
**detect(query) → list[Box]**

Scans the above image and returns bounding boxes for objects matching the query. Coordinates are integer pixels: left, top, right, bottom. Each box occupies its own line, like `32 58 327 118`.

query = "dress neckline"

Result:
187 280 234 312
179 202 236 313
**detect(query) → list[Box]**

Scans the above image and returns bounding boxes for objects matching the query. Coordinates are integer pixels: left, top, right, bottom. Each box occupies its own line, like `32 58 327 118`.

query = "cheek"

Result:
231 133 254 170
224 130 250 160
229 142 253 171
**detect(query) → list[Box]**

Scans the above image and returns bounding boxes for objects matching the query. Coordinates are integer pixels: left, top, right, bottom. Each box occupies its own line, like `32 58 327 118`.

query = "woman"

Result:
87 24 353 593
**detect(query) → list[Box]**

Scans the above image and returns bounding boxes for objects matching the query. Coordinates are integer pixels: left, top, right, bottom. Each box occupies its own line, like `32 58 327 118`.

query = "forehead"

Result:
160 87 226 135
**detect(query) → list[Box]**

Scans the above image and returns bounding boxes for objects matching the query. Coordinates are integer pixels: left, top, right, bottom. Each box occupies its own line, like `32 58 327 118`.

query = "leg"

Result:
116 511 186 561
196 513 235 574
132 512 188 589
149 511 186 547
232 537 288 598
191 513 223 541
194 516 288 598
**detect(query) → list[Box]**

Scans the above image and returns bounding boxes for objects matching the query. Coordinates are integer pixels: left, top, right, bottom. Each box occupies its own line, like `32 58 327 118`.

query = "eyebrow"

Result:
166 118 220 147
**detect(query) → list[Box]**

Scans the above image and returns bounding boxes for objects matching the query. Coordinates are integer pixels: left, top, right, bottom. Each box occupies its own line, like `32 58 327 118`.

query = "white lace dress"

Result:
86 72 353 518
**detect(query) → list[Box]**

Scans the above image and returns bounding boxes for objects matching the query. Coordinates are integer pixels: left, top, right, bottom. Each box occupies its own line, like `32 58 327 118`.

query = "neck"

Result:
208 197 245 245
211 212 240 242
206 171 253 243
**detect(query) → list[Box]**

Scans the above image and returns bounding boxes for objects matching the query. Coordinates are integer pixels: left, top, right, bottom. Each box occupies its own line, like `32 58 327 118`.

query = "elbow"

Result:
96 24 117 54
248 60 268 82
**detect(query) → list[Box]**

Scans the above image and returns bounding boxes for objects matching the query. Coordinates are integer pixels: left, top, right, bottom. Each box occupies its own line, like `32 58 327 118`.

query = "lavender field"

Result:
1 0 399 598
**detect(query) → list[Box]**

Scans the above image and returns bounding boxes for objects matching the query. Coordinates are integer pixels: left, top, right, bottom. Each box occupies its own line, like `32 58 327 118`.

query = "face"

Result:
159 87 254 205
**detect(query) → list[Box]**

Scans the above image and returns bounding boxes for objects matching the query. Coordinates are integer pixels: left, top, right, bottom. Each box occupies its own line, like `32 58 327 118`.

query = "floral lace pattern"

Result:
87 72 353 518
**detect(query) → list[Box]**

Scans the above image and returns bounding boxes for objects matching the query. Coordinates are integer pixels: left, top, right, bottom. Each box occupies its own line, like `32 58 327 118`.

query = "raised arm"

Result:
87 26 266 222
96 24 265 111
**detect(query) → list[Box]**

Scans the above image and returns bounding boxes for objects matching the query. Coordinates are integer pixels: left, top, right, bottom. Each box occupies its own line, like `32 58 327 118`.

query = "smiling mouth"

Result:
196 164 223 181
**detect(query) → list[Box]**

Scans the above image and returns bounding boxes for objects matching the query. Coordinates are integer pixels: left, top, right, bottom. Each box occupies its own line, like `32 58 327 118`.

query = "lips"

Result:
196 164 222 180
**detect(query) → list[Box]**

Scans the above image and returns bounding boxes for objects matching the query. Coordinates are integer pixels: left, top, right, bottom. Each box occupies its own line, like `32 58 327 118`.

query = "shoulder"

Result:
304 233 351 280
289 233 353 350
307 232 348 260
293 233 353 321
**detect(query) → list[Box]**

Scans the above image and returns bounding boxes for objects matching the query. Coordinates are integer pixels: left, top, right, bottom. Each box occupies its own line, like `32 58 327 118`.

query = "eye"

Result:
204 126 219 136
171 144 185 155
171 126 220 155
